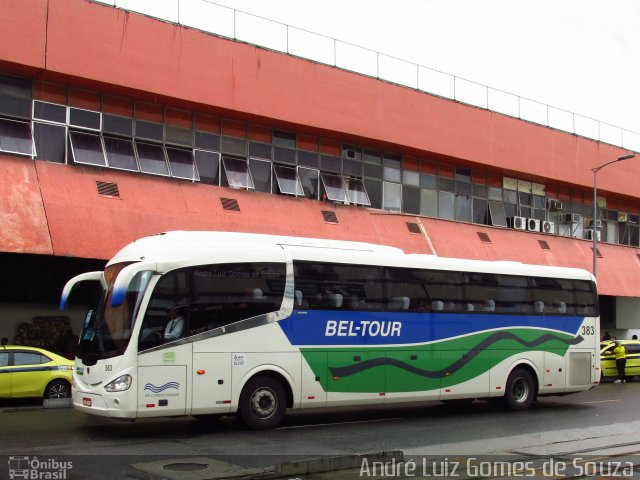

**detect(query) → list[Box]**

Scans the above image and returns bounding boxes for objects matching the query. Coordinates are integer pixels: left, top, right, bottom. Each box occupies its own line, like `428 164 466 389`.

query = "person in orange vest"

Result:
613 341 627 383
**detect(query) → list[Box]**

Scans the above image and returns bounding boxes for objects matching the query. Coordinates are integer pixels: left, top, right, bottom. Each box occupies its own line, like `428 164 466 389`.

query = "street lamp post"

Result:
591 153 636 277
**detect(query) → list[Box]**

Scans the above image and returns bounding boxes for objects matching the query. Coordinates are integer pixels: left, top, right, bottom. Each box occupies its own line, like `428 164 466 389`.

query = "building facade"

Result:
0 0 639 341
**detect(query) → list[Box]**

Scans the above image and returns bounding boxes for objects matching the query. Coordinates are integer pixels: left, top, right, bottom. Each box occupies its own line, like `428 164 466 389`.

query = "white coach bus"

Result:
61 231 600 429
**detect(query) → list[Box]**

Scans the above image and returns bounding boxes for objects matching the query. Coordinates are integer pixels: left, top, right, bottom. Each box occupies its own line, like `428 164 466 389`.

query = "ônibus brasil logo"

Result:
8 456 72 479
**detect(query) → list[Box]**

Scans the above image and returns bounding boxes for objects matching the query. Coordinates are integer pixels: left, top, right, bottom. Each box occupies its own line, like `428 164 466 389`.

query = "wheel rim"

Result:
250 387 277 419
511 376 529 404
48 384 68 399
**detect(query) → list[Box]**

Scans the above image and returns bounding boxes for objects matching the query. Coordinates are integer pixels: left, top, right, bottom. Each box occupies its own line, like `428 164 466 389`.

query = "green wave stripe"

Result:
301 328 578 393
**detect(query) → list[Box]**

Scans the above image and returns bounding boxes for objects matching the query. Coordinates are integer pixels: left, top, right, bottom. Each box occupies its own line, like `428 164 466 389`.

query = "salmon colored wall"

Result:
0 156 52 254
22 0 633 197
34 162 434 260
0 159 632 295
0 0 47 73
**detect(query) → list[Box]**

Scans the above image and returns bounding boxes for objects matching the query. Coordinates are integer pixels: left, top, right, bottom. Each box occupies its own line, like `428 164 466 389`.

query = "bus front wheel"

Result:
239 376 286 430
504 368 535 411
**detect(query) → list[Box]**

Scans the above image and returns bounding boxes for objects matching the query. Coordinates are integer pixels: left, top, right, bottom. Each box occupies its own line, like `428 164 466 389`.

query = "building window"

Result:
320 173 346 202
222 156 254 189
249 158 272 193
69 131 106 166
104 136 138 172
344 177 370 206
194 150 220 186
0 118 34 156
274 164 303 196
135 141 170 176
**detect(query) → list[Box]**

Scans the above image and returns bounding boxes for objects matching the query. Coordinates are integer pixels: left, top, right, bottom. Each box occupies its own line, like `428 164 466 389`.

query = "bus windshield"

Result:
77 263 152 362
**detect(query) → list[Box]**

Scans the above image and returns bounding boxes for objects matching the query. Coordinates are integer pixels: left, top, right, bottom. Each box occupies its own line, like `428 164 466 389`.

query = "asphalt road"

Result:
1 382 639 479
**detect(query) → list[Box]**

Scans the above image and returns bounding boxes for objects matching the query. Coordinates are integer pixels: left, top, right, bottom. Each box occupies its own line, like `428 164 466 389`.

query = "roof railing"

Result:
92 0 640 152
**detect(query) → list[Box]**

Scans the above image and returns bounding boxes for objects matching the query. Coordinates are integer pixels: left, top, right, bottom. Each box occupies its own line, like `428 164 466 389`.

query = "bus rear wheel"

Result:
239 376 286 430
504 368 535 411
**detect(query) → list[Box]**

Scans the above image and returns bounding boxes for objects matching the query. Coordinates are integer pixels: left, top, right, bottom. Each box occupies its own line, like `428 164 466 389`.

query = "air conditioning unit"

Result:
561 213 581 224
586 219 603 229
344 148 362 161
548 199 563 211
540 220 555 234
585 229 601 241
618 212 628 223
527 218 541 232
508 216 526 230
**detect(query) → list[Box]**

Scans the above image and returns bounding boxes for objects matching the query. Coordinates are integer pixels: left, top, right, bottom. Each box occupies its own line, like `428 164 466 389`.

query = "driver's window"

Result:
138 270 189 350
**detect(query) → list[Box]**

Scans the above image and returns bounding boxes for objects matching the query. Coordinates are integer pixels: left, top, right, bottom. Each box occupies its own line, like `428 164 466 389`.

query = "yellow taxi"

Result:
600 340 640 381
0 346 73 399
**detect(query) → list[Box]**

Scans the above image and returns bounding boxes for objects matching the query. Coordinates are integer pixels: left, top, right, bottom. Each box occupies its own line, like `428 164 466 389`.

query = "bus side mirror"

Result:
111 262 156 307
60 271 105 311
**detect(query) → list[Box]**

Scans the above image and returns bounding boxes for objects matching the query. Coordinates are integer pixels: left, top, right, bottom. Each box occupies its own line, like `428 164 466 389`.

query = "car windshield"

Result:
77 263 152 362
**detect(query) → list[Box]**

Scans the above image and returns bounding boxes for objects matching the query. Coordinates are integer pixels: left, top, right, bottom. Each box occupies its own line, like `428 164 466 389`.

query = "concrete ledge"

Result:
273 451 404 477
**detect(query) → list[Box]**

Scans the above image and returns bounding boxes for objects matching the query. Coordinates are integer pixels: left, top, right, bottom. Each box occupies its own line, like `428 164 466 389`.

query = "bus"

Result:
61 231 600 429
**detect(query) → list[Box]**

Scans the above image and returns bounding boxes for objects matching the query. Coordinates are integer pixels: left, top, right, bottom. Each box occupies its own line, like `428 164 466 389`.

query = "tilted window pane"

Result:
69 131 105 166
222 156 254 189
135 141 169 176
472 198 489 224
344 177 370 205
320 173 346 202
167 146 199 180
299 167 319 199
194 150 220 185
364 178 382 209
34 122 66 163
488 200 508 227
249 158 272 193
104 136 138 171
0 118 34 156
274 164 303 195
33 101 67 124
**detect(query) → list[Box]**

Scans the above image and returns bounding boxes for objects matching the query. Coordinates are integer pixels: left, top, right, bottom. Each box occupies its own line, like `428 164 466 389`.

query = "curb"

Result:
43 398 73 409
234 451 404 480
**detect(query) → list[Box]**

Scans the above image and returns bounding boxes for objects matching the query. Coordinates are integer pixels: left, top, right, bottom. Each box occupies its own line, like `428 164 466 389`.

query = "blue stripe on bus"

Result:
278 310 584 346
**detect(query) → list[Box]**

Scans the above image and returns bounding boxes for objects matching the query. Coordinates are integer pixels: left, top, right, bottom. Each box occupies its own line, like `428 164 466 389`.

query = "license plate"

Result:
83 398 92 407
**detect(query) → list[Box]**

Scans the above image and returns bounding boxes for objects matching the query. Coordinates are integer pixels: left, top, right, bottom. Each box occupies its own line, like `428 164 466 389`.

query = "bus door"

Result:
137 345 190 417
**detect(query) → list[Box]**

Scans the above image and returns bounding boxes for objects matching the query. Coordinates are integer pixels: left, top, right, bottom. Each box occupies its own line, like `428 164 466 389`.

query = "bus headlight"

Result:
105 374 132 392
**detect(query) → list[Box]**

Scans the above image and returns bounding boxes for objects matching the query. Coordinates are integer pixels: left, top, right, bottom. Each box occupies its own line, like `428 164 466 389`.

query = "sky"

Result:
200 0 640 136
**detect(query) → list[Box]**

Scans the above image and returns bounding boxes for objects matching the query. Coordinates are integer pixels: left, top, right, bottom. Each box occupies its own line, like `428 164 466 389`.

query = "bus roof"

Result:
109 231 595 282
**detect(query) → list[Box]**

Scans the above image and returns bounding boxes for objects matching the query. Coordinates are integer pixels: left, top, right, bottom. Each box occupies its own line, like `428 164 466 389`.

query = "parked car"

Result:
0 345 73 399
600 340 640 381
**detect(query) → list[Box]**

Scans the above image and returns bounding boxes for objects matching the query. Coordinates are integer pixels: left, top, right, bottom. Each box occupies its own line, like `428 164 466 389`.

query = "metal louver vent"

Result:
221 197 240 212
477 232 491 243
321 210 338 224
96 181 120 197
406 222 421 234
538 240 551 250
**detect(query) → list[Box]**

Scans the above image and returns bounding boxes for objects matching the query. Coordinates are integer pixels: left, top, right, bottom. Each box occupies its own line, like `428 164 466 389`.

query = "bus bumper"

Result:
72 390 135 419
